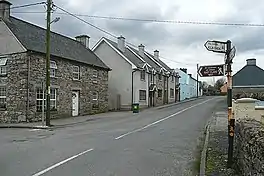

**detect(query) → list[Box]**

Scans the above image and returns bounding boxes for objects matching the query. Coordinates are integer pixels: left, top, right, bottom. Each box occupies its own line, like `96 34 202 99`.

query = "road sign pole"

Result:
226 40 234 168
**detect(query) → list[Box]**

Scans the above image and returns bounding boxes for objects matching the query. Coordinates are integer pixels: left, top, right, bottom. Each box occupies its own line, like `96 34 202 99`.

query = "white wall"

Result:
93 41 132 110
133 70 149 107
0 20 26 55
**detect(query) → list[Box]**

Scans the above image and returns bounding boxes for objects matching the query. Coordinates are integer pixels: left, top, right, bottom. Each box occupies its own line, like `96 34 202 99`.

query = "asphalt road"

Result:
0 96 224 176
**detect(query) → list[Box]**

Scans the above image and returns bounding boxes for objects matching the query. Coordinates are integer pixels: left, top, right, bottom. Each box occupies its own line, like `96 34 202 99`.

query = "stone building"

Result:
0 1 110 123
233 58 264 100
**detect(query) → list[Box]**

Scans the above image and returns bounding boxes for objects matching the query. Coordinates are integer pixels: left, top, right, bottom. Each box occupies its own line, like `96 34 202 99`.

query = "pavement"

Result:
0 96 222 176
205 98 238 176
0 96 203 129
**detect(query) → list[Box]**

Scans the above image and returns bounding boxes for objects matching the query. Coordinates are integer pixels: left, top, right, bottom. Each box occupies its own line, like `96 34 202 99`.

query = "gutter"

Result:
131 69 137 110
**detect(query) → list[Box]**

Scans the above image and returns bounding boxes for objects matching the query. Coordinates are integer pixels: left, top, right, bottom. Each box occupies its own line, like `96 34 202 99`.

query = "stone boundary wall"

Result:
235 119 264 175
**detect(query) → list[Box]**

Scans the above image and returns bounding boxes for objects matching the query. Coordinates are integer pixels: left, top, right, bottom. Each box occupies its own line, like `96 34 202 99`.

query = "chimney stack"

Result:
75 35 90 48
246 58 256 66
188 74 192 78
154 50 159 60
0 0 12 20
117 35 125 53
138 44 145 58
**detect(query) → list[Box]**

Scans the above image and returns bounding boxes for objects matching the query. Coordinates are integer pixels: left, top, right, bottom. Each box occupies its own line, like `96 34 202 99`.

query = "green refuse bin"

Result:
132 103 139 113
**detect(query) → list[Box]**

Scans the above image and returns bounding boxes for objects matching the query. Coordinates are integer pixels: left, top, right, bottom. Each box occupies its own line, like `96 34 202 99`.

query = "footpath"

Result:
0 96 203 129
202 99 238 176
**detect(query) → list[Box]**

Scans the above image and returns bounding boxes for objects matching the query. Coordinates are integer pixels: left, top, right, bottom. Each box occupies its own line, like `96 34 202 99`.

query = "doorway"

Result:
72 91 79 116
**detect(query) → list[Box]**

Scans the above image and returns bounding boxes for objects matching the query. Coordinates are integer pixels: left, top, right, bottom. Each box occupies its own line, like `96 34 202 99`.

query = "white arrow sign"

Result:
204 40 226 53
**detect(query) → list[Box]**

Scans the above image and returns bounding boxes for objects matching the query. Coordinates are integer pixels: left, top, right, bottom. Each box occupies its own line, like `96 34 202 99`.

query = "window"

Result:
139 90 146 101
158 74 162 80
171 76 174 82
73 66 80 80
50 61 57 78
92 91 98 101
0 66 7 76
150 73 153 82
170 88 174 98
140 70 145 81
93 70 98 78
0 87 6 109
36 88 57 112
158 89 162 97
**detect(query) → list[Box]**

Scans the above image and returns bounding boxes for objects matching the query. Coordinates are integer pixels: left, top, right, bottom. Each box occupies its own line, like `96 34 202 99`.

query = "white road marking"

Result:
31 148 94 176
115 98 215 140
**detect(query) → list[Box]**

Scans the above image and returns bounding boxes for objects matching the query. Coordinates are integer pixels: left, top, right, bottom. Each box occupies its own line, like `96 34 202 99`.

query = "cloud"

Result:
7 0 264 80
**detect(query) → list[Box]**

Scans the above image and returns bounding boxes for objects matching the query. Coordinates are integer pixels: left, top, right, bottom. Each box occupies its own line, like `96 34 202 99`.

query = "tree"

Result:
214 78 226 91
202 81 209 89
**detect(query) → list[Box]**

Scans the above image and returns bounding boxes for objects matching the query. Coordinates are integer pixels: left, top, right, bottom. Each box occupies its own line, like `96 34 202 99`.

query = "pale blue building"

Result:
176 68 202 101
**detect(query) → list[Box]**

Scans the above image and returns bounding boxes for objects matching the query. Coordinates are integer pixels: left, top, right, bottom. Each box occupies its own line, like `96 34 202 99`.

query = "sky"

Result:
8 0 264 85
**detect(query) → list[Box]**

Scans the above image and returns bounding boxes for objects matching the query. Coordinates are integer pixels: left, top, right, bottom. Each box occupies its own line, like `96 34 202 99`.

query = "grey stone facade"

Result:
0 52 109 123
155 74 165 106
234 119 264 175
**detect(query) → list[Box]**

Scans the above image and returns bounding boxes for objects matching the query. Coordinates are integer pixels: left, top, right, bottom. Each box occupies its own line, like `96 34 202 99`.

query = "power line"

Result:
0 2 46 10
11 11 264 27
54 5 117 39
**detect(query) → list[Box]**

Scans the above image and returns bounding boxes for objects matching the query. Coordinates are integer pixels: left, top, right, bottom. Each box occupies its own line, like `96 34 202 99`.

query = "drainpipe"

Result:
131 69 136 110
26 52 31 122
167 76 169 104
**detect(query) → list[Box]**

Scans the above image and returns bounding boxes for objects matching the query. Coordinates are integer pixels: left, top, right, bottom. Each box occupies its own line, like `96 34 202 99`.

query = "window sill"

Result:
140 79 146 82
139 100 146 102
36 109 58 113
73 79 81 81
50 76 58 79
0 108 7 111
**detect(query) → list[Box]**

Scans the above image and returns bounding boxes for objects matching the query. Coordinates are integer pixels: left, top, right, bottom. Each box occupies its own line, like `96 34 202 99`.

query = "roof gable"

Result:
5 17 109 70
233 65 264 86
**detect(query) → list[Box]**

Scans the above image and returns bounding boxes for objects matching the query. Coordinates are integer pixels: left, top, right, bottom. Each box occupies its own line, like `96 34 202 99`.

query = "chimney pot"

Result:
246 58 256 66
0 0 12 20
75 35 90 48
117 35 125 52
154 50 159 60
138 44 145 58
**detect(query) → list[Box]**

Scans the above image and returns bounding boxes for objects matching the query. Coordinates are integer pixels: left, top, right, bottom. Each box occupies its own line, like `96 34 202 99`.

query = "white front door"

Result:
72 91 79 116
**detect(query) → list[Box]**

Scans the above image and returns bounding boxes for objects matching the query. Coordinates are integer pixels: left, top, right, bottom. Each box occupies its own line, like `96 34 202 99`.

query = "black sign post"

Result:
203 39 236 168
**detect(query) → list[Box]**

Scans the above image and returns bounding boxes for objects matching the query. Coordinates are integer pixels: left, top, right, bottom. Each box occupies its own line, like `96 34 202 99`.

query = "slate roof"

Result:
128 46 161 70
104 38 145 68
4 16 110 70
233 64 264 87
146 53 171 71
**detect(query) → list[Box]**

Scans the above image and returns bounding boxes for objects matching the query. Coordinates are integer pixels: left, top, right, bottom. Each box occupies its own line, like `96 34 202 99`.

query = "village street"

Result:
0 97 223 176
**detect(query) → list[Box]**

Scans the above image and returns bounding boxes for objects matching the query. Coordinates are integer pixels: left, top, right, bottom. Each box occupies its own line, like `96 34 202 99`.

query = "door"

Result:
72 91 79 116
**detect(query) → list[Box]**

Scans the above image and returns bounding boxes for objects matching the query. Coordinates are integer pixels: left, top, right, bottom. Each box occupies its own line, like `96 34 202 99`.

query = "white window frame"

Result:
0 66 7 76
73 65 80 80
36 88 57 112
139 90 146 101
92 91 98 101
50 60 57 78
93 70 98 78
140 70 145 81
0 86 6 109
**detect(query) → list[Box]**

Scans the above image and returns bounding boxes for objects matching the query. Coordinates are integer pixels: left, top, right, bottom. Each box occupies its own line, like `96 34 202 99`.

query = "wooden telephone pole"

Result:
45 0 52 126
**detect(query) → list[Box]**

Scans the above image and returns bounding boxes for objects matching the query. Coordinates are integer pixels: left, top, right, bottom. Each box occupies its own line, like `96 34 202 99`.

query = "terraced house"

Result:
0 1 110 123
92 36 180 111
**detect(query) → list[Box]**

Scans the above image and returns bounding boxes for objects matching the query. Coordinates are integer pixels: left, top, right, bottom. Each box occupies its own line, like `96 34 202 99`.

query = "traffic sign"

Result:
204 40 226 53
198 64 225 77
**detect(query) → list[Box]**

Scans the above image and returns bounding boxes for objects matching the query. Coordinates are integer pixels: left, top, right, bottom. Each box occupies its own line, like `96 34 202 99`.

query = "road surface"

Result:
0 96 223 176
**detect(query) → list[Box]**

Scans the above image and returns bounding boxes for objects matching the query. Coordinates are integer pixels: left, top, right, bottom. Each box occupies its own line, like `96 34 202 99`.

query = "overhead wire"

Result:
10 11 264 27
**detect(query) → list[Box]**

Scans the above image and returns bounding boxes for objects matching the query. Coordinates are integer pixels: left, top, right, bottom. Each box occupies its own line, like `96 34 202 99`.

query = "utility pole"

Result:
196 64 199 98
45 0 52 126
226 40 235 167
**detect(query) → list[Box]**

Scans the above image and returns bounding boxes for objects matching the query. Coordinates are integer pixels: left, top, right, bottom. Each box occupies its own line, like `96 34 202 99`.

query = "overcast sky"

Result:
9 0 264 84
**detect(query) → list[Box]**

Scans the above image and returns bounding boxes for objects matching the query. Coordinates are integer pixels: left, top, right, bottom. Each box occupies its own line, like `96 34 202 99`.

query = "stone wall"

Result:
233 87 264 100
234 119 264 175
0 52 109 123
155 74 165 106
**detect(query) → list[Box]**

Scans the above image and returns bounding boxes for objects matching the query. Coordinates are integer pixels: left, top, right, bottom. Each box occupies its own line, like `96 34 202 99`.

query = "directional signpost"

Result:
198 64 225 77
202 39 236 168
204 40 226 53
